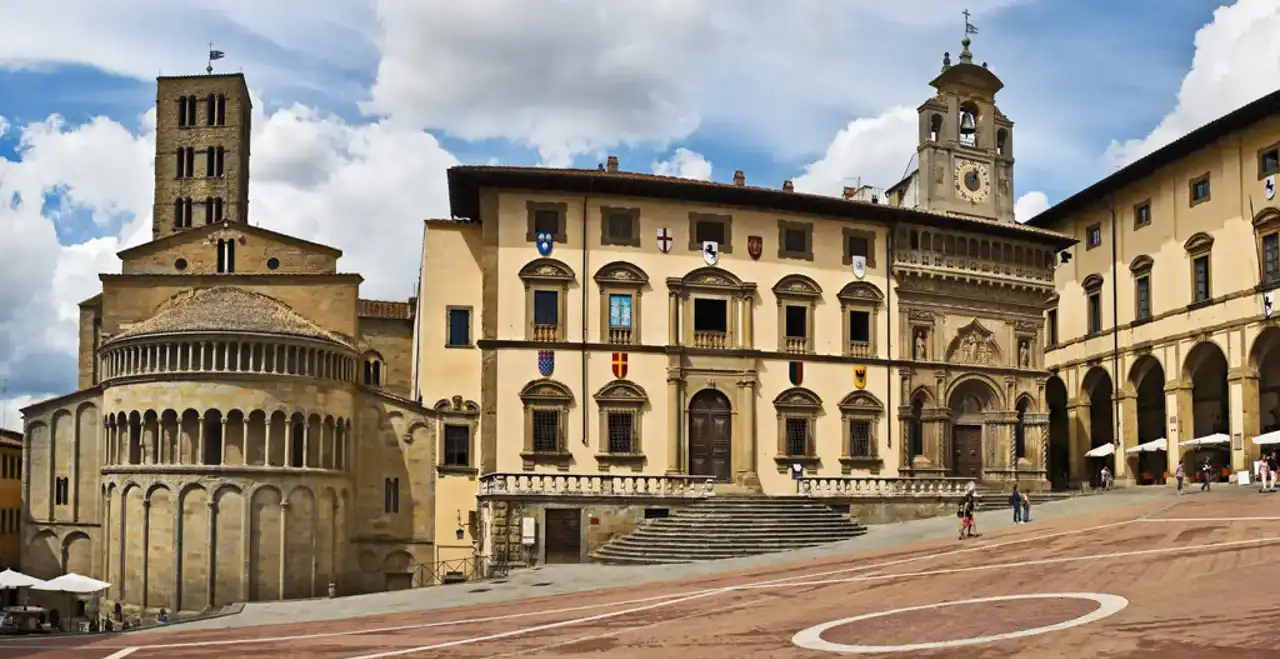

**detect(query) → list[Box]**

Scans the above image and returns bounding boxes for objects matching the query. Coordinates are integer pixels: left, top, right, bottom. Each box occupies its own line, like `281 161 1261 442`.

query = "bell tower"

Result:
152 73 253 240
915 16 1015 223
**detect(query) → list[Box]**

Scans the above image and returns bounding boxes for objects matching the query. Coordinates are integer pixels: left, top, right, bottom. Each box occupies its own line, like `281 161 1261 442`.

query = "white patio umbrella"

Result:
1178 433 1231 448
1252 430 1280 446
1125 438 1167 453
0 569 47 590
31 573 109 594
1085 443 1115 457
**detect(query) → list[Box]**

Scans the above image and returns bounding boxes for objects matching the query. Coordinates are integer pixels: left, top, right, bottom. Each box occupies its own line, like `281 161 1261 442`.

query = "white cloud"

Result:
791 107 918 195
1104 0 1280 168
1014 191 1050 223
652 148 713 181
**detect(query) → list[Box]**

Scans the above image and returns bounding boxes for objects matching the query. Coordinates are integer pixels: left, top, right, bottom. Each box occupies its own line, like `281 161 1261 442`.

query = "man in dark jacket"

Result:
1010 485 1023 524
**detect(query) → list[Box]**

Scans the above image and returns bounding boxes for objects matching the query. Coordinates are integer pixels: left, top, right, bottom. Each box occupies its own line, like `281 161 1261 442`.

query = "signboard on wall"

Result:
521 516 536 546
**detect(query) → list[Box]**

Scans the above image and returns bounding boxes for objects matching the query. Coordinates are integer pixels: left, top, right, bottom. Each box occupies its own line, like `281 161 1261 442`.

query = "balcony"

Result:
607 326 632 345
847 341 871 358
893 247 1054 286
532 324 559 342
783 336 807 354
693 330 727 349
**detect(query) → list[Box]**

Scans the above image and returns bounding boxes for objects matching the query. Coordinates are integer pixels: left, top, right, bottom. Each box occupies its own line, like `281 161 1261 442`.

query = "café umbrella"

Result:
1253 430 1280 446
1178 433 1231 448
1084 443 1115 457
0 569 46 590
1125 438 1167 453
31 573 109 594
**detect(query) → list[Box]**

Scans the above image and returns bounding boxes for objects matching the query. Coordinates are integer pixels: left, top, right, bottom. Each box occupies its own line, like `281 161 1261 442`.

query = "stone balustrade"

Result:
479 473 717 498
798 475 975 497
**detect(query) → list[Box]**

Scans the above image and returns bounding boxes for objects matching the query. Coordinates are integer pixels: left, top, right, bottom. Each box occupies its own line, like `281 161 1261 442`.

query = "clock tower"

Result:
915 27 1015 223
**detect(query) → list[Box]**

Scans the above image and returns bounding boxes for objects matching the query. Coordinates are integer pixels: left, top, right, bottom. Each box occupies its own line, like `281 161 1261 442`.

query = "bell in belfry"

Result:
959 111 977 141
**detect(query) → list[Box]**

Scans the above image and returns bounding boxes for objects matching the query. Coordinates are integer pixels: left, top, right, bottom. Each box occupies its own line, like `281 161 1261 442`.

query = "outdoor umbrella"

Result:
0 569 46 590
31 573 109 594
1178 433 1230 448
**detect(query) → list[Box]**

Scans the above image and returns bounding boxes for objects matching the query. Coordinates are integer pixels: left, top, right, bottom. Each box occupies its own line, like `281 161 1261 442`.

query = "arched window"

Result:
996 129 1008 156
908 397 924 459
363 352 384 387
206 94 216 126
290 420 304 467
383 477 399 514
958 103 979 147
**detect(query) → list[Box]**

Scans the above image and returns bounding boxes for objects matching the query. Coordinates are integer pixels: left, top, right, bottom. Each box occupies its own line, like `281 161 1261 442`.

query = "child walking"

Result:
1021 490 1031 523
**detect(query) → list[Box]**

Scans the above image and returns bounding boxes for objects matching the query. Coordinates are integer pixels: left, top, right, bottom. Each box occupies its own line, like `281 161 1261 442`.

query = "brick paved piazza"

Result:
3 488 1278 658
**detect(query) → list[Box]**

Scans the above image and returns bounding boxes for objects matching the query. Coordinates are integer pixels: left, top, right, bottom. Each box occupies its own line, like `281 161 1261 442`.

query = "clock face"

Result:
954 159 991 203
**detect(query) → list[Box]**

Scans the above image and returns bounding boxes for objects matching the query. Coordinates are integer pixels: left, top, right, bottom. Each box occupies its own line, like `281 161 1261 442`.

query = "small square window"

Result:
783 228 807 253
696 220 725 245
693 298 727 333
1260 147 1279 178
446 307 471 346
604 212 635 244
847 236 869 259
1190 175 1211 205
533 210 560 236
1134 202 1151 228
1086 224 1102 250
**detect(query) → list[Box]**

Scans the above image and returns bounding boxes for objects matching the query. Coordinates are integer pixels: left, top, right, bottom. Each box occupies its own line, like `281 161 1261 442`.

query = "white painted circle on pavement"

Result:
791 592 1129 654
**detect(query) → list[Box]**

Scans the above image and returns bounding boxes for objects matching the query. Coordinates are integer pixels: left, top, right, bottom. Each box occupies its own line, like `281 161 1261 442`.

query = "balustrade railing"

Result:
783 336 807 353
693 330 727 349
532 324 559 342
847 341 872 358
479 472 717 498
798 476 975 497
894 248 1053 283
607 327 632 345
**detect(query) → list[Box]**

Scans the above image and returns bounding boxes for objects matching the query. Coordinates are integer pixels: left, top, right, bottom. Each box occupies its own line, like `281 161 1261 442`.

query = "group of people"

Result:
1255 451 1278 492
956 484 1031 541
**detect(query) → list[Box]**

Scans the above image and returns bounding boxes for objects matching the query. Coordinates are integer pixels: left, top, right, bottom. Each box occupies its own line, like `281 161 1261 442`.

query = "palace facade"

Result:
1030 88 1280 488
415 38 1073 564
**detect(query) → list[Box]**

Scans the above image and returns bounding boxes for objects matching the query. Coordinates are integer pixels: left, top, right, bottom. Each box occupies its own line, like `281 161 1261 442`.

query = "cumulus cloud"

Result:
1104 0 1280 168
791 107 917 195
652 148 713 181
1014 191 1050 223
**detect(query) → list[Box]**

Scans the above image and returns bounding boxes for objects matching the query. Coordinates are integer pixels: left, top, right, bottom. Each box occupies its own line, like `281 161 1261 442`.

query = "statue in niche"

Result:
914 330 928 360
1018 340 1030 368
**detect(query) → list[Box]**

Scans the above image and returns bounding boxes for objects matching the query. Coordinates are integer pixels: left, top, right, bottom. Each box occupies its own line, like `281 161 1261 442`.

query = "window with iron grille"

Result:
785 417 809 456
532 409 560 452
1264 233 1279 285
443 424 470 466
606 411 634 453
849 420 872 457
1193 256 1211 302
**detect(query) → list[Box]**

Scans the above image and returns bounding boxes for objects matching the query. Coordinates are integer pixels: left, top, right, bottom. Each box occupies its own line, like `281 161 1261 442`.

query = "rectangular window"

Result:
849 420 872 457
695 220 725 245
692 298 727 333
847 236 869 261
1264 234 1280 285
531 410 560 452
606 411 635 453
1088 293 1102 335
1135 276 1151 321
1086 224 1102 250
1134 202 1151 228
849 311 870 343
603 211 635 244
383 477 399 514
533 290 559 326
447 307 471 346
177 98 189 127
1190 175 1211 205
206 148 215 178
1047 308 1058 346
533 209 560 237
1262 147 1279 177
608 294 632 328
784 305 807 339
443 425 470 466
206 94 215 126
785 418 809 456
783 228 807 254
216 95 227 126
1194 255 1211 302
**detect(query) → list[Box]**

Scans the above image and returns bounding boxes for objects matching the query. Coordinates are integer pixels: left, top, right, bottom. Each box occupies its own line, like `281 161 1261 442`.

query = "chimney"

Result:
606 156 619 173
842 186 855 200
782 180 794 192
733 170 746 187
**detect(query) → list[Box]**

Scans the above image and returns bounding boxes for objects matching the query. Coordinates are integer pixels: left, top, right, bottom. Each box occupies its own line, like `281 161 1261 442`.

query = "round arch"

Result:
1183 341 1229 438
687 388 733 482
1045 375 1070 489
1251 328 1280 433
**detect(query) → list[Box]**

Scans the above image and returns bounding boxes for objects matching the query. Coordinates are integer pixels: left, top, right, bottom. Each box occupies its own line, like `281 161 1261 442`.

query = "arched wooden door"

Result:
688 389 733 482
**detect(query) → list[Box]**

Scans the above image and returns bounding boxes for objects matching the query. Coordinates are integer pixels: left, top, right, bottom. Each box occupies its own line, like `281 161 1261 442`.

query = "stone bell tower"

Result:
152 73 252 240
915 24 1015 223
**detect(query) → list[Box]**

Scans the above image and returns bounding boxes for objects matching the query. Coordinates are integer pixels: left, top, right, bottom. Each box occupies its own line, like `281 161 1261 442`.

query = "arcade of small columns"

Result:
100 337 358 384
897 372 1050 481
102 408 352 471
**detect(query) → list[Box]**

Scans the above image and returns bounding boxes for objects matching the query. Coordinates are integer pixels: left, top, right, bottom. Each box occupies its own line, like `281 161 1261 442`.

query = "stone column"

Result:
742 290 755 348
1236 370 1261 463
278 500 290 599
141 498 151 607
1066 400 1090 485
666 371 683 474
736 377 759 489
265 417 273 467
1168 381 1193 478
220 418 229 465
668 291 680 345
197 416 205 465
1118 391 1138 483
303 421 311 468
285 420 293 467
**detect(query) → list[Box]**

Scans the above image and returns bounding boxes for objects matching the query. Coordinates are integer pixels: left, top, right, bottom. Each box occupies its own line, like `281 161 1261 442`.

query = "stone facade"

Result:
415 38 1072 567
1029 88 1280 489
0 430 22 571
21 73 436 615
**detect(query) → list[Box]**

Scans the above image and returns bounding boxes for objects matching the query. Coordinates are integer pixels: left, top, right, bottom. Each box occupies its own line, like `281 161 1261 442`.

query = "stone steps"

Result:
592 496 867 565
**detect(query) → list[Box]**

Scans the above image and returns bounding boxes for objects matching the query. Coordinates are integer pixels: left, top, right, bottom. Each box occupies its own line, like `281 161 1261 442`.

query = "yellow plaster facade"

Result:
0 430 22 571
1031 90 1280 488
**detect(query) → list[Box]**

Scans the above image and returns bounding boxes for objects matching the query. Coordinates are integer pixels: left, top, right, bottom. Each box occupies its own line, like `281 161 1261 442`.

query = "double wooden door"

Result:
688 390 733 482
951 425 983 479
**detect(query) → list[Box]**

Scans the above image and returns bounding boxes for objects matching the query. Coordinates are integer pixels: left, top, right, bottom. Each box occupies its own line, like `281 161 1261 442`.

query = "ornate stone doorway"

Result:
688 389 732 482
947 378 998 480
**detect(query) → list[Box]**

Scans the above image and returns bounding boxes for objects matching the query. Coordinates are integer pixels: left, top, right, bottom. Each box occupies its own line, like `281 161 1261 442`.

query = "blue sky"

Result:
0 0 1276 415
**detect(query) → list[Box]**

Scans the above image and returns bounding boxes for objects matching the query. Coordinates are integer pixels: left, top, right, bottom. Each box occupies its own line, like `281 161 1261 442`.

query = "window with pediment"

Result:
433 396 479 475
838 282 883 359
593 379 648 471
519 379 573 469
1184 232 1213 305
772 387 822 469
594 261 648 346
519 258 576 342
838 391 883 472
1130 255 1153 323
667 267 755 350
1254 208 1280 288
772 274 821 354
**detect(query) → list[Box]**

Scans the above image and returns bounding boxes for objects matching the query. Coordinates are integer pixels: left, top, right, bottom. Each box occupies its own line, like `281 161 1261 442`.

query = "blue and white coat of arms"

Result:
535 231 554 256
537 350 555 376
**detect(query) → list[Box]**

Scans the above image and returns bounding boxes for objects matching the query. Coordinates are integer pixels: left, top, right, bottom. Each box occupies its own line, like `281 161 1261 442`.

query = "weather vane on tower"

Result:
206 42 225 75
960 9 978 62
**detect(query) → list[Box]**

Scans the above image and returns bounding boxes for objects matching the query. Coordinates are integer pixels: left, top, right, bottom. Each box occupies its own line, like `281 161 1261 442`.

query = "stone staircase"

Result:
591 496 867 565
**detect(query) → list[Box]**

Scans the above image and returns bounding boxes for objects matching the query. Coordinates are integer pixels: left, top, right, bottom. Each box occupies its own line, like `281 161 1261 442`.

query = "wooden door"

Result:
951 425 983 479
543 508 582 564
688 389 733 482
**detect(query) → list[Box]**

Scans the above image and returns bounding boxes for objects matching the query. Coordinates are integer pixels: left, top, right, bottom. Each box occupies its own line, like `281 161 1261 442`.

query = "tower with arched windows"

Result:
914 33 1015 224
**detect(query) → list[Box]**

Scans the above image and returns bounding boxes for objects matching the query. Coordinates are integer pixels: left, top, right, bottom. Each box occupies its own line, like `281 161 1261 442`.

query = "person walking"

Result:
1175 462 1185 495
1010 485 1023 524
1268 452 1279 492
1201 457 1213 492
1021 490 1032 523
